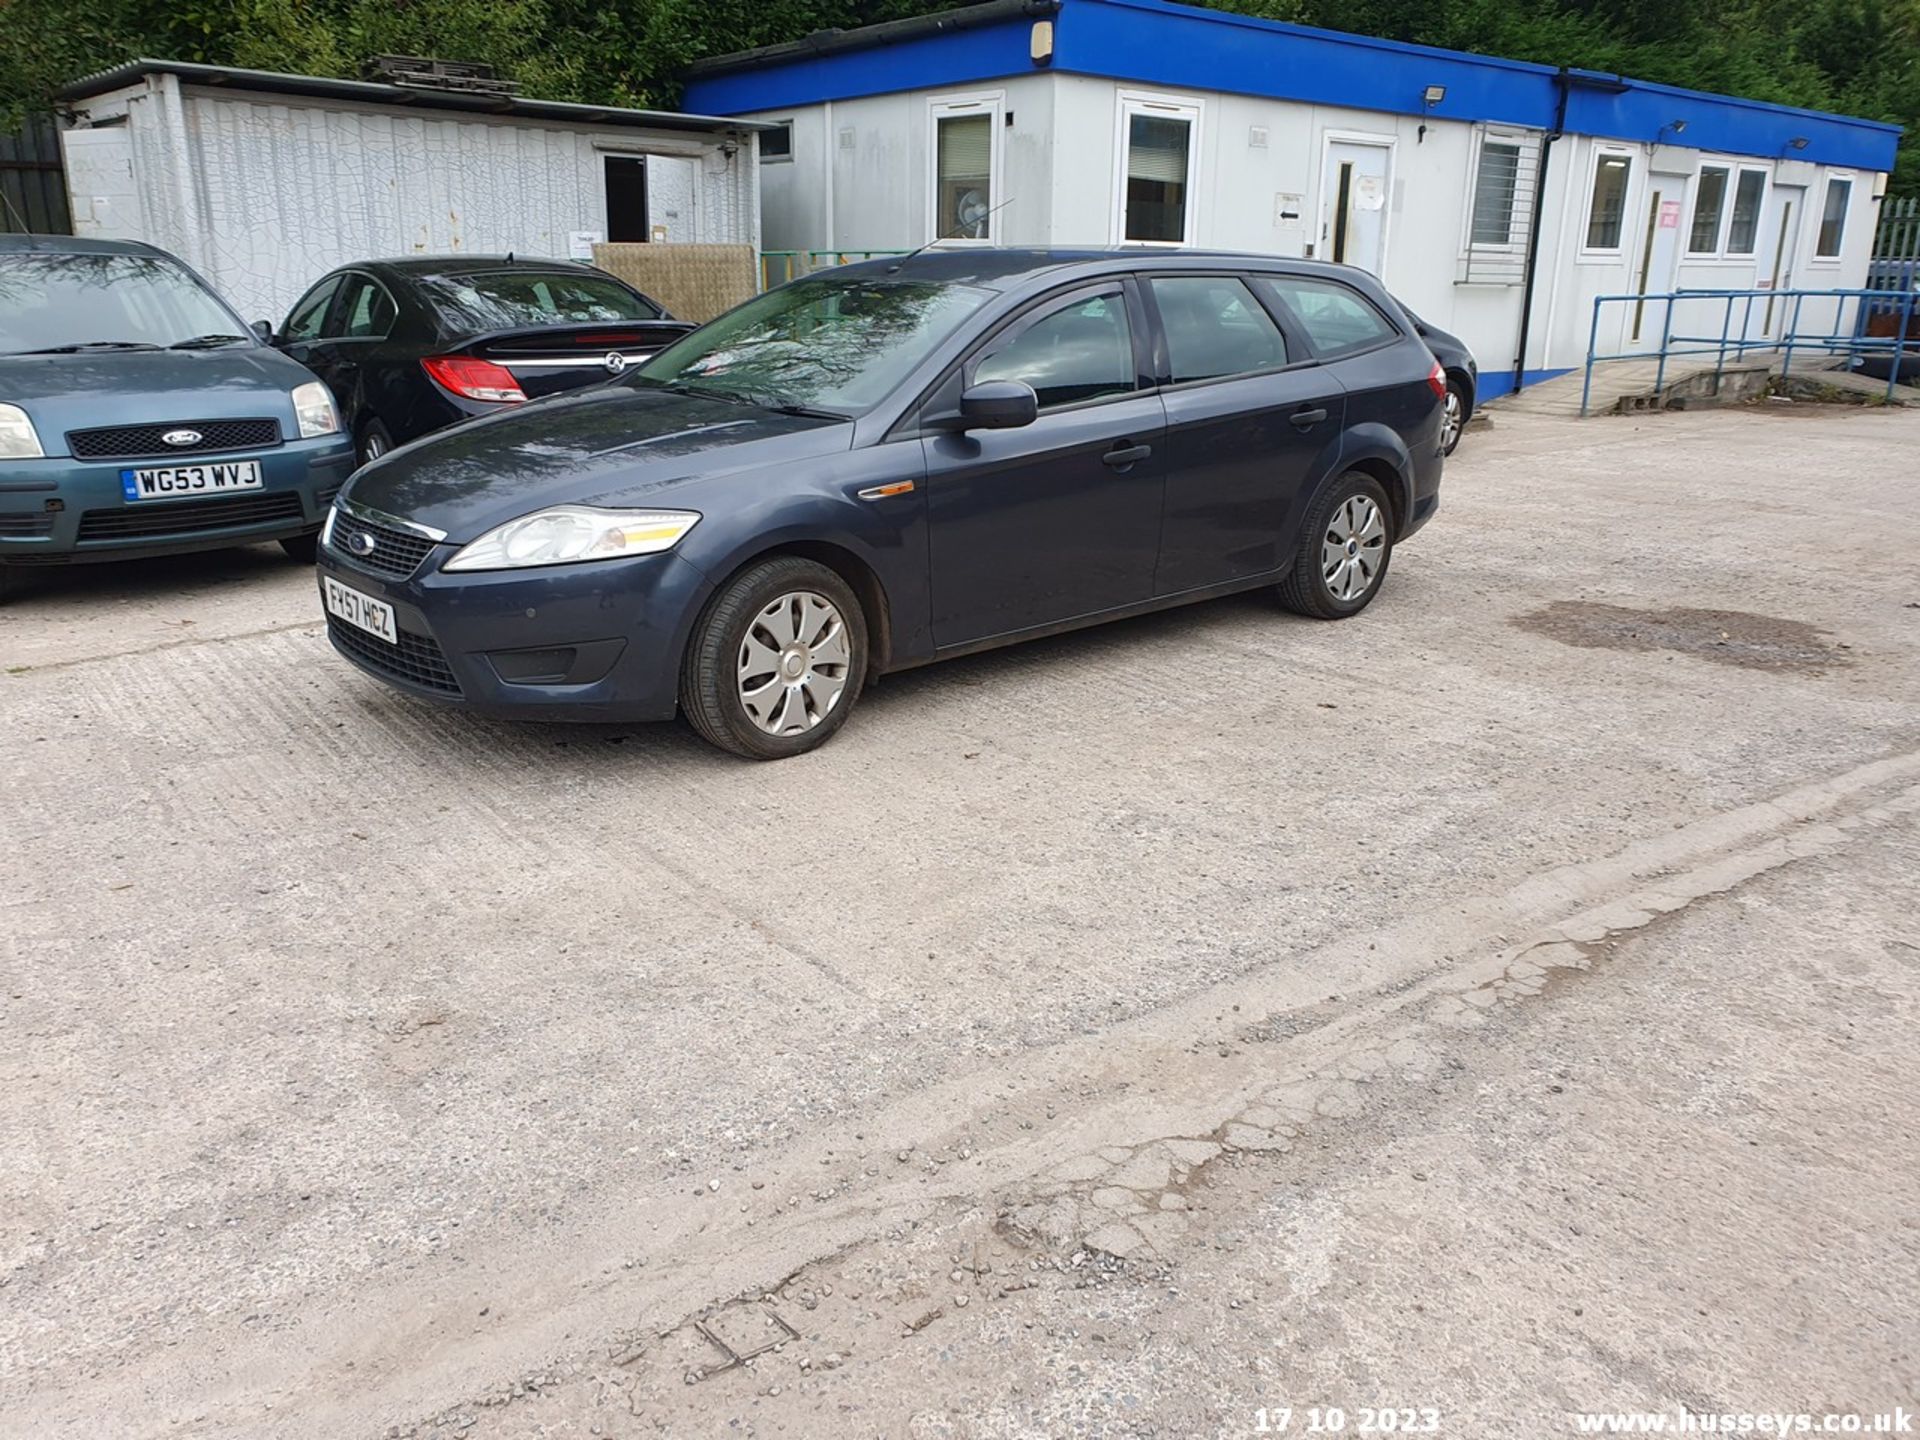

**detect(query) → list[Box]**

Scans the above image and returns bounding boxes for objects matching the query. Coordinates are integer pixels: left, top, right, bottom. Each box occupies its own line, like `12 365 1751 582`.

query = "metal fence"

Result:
760 249 907 290
0 115 71 234
1581 287 1917 416
1865 194 1918 338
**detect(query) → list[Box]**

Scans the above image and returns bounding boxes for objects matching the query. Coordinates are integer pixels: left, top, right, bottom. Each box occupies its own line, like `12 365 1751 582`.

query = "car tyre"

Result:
1277 471 1395 620
680 556 869 760
359 421 394 467
0 563 23 604
1441 376 1470 457
279 534 319 563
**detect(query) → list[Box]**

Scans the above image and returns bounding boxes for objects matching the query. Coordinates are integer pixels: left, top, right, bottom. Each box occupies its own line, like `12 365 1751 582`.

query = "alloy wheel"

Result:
737 590 852 735
1321 494 1387 603
1441 388 1464 451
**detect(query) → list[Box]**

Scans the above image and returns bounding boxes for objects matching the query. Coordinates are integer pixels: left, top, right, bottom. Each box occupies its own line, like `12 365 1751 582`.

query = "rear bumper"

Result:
316 542 713 723
0 437 356 565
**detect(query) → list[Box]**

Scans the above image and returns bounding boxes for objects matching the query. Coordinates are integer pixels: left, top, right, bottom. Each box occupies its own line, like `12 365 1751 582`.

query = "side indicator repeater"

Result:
856 480 917 501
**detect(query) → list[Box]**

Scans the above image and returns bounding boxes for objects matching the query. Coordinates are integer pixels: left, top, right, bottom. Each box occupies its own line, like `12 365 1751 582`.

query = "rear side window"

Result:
973 291 1135 410
282 276 341 342
1148 276 1288 383
1254 276 1396 359
333 275 397 339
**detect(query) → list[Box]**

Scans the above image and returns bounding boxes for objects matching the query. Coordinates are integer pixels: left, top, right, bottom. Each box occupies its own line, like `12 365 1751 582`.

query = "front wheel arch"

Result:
693 539 894 676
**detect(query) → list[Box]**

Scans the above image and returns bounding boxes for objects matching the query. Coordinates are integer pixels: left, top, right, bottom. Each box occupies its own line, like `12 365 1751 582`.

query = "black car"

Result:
315 249 1446 759
1406 310 1477 456
269 256 692 464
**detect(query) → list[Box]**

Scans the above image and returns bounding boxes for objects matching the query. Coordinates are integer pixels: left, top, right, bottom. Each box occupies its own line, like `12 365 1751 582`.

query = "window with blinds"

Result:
1123 110 1193 243
1460 129 1540 285
934 109 994 240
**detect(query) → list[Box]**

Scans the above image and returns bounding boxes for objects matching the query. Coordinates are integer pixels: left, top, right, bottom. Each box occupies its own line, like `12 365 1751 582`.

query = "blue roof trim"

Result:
682 15 1039 114
682 0 1902 172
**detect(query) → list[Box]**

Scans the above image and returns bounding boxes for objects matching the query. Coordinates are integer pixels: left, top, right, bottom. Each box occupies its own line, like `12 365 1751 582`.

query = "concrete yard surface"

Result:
2 404 1917 1438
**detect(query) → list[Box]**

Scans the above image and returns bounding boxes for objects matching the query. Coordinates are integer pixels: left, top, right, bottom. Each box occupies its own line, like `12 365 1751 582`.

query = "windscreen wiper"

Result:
169 333 251 350
13 341 165 354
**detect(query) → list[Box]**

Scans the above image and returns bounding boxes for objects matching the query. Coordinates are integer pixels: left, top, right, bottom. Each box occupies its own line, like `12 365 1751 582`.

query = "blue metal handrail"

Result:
1580 286 1917 416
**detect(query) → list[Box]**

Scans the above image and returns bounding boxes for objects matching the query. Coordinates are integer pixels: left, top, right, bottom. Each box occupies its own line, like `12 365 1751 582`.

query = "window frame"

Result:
1685 164 1733 258
926 90 1005 246
1686 162 1770 259
1138 272 1301 391
1579 143 1638 261
1723 165 1769 257
1110 90 1204 248
281 273 344 343
1812 172 1854 261
758 121 794 164
328 271 399 342
1249 273 1403 364
1461 128 1531 256
962 281 1145 415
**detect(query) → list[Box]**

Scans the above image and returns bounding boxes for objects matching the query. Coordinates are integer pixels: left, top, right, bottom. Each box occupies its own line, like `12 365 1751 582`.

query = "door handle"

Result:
1290 407 1328 429
1103 442 1152 469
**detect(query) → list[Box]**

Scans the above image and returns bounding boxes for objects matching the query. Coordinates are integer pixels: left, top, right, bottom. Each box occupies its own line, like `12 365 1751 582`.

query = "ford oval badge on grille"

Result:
347 531 377 557
603 352 628 375
161 429 204 447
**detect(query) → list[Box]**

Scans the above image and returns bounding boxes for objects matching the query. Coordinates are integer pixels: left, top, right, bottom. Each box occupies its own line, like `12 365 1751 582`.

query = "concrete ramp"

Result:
1494 351 1787 418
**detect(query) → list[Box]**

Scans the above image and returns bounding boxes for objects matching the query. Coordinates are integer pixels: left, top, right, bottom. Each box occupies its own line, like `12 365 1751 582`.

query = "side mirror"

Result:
252 319 275 343
955 380 1038 430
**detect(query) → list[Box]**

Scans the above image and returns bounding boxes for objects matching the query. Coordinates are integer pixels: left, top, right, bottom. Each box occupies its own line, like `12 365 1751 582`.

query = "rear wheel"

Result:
1440 378 1470 456
1277 472 1395 620
0 563 23 604
358 421 393 466
680 556 869 760
279 534 319 563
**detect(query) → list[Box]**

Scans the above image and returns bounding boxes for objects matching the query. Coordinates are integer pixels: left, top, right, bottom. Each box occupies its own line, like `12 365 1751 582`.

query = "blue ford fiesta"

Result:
317 249 1446 759
0 235 356 597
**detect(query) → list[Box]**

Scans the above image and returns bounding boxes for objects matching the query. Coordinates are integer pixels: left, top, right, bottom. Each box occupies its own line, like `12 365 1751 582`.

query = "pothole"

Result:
1513 601 1850 672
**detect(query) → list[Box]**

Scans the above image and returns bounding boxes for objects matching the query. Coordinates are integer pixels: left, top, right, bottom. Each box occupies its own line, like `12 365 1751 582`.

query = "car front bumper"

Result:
0 437 357 565
316 525 714 723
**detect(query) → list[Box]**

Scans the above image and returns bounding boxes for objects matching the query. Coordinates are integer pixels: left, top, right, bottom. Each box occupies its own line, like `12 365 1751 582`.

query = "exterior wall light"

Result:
1030 20 1055 65
1421 85 1446 108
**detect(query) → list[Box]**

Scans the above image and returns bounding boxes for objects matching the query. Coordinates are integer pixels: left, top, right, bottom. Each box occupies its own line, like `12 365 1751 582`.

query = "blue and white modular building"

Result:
684 0 1902 397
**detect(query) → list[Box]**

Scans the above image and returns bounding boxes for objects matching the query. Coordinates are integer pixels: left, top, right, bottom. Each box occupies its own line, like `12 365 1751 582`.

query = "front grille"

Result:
326 508 439 580
69 418 282 460
327 617 462 695
77 490 305 542
0 513 55 538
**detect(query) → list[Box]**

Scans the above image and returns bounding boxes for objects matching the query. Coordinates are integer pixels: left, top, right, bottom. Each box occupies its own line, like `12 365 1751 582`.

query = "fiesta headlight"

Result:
0 403 44 459
441 506 701 572
291 381 340 439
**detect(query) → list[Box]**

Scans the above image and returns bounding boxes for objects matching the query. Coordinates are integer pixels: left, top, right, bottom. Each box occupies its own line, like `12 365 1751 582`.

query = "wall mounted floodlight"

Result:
1422 84 1446 108
1788 136 1809 149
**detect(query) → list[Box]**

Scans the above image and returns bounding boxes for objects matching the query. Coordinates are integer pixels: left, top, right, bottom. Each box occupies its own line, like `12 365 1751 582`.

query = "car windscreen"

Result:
0 252 249 354
419 270 662 333
636 277 992 414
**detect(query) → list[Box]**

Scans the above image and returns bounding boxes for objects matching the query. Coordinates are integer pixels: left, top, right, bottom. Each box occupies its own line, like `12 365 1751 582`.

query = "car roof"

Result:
0 233 172 258
826 246 1387 291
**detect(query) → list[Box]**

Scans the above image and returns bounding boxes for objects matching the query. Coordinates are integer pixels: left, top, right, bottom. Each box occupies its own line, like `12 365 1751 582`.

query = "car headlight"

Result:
0 403 44 460
442 506 700 572
292 381 340 439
